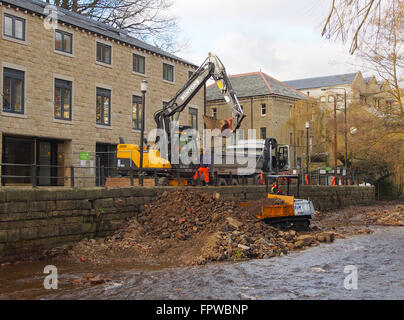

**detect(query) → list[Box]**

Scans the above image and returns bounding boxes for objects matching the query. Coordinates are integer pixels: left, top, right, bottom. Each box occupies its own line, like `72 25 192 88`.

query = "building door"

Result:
37 141 61 186
96 143 117 186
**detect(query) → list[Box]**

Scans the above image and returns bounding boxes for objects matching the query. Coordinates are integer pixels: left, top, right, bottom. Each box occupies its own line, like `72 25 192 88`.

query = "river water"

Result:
0 226 403 300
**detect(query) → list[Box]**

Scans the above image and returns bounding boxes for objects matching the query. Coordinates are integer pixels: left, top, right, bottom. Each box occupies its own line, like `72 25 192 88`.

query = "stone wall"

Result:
0 185 374 261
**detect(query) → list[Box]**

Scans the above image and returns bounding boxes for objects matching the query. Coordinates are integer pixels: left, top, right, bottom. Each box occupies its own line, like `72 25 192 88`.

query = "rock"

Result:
213 193 220 200
317 235 326 242
237 244 250 250
212 213 221 223
255 238 275 248
86 273 94 280
88 276 105 285
226 217 243 230
296 235 314 246
289 230 296 237
294 240 304 248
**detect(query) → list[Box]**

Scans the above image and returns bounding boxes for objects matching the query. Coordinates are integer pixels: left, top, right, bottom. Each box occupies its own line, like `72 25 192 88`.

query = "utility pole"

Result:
333 95 337 179
305 121 310 179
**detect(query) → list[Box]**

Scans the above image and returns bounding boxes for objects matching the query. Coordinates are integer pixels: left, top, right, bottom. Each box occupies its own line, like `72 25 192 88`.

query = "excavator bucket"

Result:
203 115 231 133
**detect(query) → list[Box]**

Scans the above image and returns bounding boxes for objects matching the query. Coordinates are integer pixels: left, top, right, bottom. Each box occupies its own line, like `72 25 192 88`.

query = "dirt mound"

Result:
54 190 340 266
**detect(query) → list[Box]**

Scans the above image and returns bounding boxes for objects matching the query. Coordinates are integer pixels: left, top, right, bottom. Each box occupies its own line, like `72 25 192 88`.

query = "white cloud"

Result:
170 0 362 80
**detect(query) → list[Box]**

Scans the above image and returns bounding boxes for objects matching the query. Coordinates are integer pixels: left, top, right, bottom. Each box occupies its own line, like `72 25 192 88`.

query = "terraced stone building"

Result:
0 0 204 187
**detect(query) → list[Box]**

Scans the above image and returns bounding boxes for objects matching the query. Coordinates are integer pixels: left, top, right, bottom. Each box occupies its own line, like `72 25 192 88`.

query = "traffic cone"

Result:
305 174 309 185
339 177 342 186
331 176 336 186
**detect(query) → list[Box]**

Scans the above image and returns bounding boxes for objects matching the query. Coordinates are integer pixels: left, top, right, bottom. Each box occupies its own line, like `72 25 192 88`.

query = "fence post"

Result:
130 167 134 186
214 171 218 186
32 164 37 188
101 165 105 187
154 170 158 186
229 172 233 185
70 166 74 188
177 171 181 186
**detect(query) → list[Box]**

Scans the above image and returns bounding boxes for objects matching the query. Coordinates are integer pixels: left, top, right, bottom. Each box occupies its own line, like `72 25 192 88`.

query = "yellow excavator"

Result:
116 53 246 183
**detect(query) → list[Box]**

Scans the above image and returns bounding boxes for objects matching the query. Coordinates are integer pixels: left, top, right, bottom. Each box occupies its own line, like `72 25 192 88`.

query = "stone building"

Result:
284 71 398 173
0 0 204 187
206 71 308 168
284 71 396 110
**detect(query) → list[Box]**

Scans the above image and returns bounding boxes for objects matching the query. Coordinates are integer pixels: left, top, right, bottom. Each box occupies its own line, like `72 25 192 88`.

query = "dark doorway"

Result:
37 140 64 186
96 143 117 186
2 135 34 185
1 135 65 186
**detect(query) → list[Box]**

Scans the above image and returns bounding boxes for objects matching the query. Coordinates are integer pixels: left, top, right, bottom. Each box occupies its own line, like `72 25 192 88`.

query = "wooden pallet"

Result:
105 177 156 187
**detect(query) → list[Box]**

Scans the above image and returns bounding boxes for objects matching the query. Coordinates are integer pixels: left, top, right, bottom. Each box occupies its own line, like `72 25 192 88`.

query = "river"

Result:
0 226 403 300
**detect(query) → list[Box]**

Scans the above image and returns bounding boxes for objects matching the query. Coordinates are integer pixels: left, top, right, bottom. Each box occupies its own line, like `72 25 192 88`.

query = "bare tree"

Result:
321 0 402 54
45 0 182 52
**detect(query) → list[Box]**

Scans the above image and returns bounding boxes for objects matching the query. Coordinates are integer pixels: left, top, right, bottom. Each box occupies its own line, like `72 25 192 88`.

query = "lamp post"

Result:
305 121 310 179
333 87 347 184
139 80 148 185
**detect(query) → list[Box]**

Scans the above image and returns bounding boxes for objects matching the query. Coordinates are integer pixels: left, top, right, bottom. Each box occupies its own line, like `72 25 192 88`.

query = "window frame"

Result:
189 107 198 130
3 13 25 41
96 87 111 126
261 103 266 116
54 78 72 121
55 29 73 54
260 127 267 139
133 54 145 74
163 63 174 82
96 42 112 65
132 95 143 130
212 108 217 119
2 67 25 115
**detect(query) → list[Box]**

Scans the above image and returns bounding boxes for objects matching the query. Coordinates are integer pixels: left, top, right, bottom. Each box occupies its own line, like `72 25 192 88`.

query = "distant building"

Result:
284 71 396 109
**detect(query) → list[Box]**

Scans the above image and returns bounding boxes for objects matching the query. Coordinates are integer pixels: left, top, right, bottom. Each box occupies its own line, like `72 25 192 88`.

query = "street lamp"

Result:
305 121 310 179
139 80 148 185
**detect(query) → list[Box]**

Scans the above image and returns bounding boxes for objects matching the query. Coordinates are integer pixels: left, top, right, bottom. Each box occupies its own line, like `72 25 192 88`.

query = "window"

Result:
96 88 111 126
163 63 174 82
328 95 335 103
289 104 293 117
133 54 145 74
260 127 267 139
132 95 143 130
289 132 293 145
3 13 25 41
261 103 266 116
3 68 24 114
189 107 198 130
337 94 344 102
54 79 72 120
96 42 111 64
55 30 72 54
212 108 217 119
320 96 326 102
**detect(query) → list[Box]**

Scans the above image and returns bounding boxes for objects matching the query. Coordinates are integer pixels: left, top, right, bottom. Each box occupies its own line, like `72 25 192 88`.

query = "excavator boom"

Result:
154 53 246 135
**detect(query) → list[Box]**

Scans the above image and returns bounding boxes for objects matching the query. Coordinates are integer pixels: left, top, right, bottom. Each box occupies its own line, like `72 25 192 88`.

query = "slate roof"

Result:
1 0 196 67
207 71 308 101
283 73 357 90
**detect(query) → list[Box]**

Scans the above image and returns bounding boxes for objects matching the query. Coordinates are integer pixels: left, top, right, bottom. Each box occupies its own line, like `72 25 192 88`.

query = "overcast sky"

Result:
169 0 362 81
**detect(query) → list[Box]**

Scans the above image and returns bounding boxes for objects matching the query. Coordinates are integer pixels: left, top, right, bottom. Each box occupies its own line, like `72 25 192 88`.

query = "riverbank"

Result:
1 190 402 269
36 192 403 269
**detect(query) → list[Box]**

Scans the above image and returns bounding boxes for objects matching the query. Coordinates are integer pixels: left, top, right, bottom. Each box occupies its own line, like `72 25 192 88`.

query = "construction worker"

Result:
270 181 282 195
193 149 211 185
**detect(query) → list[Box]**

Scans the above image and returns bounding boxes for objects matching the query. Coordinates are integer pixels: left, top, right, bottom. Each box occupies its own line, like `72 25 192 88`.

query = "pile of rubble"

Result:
60 190 340 266
363 205 404 226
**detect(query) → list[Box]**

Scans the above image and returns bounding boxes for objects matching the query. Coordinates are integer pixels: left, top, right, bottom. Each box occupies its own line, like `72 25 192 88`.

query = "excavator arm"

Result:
154 53 246 135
